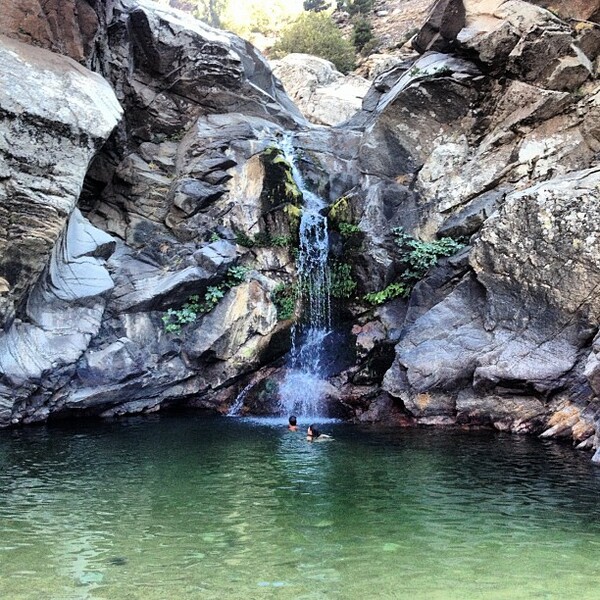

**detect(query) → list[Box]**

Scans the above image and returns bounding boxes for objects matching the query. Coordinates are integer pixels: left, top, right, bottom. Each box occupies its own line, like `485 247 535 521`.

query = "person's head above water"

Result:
307 424 320 438
288 415 298 431
289 415 297 426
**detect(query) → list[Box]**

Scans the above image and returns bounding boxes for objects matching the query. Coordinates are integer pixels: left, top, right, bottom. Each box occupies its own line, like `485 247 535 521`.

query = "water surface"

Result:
1 415 600 599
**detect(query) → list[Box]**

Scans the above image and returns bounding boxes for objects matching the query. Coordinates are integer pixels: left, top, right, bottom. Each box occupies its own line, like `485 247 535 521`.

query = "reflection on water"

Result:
2 415 600 599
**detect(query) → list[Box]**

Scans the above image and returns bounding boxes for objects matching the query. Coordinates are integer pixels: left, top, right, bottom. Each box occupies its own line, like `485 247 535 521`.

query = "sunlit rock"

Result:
271 53 370 126
0 35 122 328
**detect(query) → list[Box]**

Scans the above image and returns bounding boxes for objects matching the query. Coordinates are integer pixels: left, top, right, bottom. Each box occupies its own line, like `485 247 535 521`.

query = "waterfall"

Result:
226 382 254 417
278 134 332 418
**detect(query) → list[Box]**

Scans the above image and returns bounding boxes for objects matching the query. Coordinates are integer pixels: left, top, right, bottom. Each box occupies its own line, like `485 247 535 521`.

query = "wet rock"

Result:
456 389 546 433
183 278 278 367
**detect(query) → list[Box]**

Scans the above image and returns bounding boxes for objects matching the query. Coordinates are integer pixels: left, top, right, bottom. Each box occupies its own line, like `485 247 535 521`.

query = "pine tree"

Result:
303 0 330 12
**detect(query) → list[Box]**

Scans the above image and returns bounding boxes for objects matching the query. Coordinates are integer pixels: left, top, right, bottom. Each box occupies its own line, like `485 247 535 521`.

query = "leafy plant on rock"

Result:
361 229 464 307
271 283 297 321
363 282 408 306
329 261 357 299
338 222 361 237
393 227 464 283
162 265 250 333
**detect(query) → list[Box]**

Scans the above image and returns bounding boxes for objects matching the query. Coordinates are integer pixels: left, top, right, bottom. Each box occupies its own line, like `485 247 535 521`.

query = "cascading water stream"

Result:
278 134 332 418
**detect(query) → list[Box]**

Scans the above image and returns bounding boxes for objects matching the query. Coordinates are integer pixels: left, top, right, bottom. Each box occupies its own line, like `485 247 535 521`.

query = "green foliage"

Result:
260 147 302 208
162 265 250 333
337 0 373 15
328 195 353 223
271 283 297 321
272 12 355 74
221 0 303 41
304 0 330 11
338 222 360 237
352 16 373 52
235 231 294 249
226 265 250 284
358 230 463 308
192 0 227 27
363 282 408 306
209 232 221 242
393 227 464 282
329 261 357 299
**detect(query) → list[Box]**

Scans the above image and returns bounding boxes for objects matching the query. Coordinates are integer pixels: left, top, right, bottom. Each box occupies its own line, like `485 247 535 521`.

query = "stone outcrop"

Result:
300 0 600 455
0 0 113 64
270 54 371 126
4 0 600 465
0 1 301 424
0 35 122 329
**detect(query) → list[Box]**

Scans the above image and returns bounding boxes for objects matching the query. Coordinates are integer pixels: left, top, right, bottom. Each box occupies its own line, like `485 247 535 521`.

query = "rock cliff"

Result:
3 0 600 460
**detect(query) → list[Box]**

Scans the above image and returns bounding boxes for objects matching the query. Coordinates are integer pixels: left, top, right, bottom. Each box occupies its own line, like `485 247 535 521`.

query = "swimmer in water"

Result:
307 424 333 441
288 415 298 432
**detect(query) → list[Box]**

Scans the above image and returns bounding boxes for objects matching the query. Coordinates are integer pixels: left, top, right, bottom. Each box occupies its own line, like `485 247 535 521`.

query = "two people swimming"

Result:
288 415 333 441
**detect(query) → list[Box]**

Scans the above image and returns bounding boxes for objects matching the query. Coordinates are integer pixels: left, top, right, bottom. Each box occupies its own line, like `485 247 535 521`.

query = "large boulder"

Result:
0 0 113 64
270 54 371 126
458 1 595 90
382 168 600 431
0 35 122 328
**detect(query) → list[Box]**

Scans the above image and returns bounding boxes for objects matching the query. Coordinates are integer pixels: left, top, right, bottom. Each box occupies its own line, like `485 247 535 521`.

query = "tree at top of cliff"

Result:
304 0 331 11
271 11 355 73
337 0 373 14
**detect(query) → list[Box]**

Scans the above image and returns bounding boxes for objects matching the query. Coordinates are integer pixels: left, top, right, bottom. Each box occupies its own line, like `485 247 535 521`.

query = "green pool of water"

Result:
2 414 600 599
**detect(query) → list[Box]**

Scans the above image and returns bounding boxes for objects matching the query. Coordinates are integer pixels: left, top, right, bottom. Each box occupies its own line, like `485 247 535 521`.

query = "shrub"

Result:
329 261 357 299
162 265 249 333
271 283 297 320
271 12 355 74
393 227 464 282
363 282 408 306
304 0 330 11
337 0 373 15
352 16 373 52
360 230 464 307
338 222 361 237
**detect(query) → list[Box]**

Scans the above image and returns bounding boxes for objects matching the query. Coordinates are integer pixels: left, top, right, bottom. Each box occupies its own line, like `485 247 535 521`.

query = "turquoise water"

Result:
2 414 600 599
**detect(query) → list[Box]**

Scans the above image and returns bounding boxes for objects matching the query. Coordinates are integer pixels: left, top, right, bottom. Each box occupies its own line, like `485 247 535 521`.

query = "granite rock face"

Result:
4 0 600 460
306 0 600 452
0 35 122 329
270 54 371 126
0 0 301 423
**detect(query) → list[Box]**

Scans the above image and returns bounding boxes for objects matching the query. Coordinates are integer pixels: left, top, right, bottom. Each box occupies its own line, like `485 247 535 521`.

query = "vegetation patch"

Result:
272 12 355 74
235 231 294 249
363 282 408 306
337 222 361 237
271 283 297 321
329 261 357 299
162 265 249 334
260 147 302 206
393 227 464 283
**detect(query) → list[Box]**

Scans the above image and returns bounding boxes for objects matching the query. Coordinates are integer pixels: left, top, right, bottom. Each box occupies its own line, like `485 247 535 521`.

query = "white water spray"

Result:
278 134 332 418
226 382 254 417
